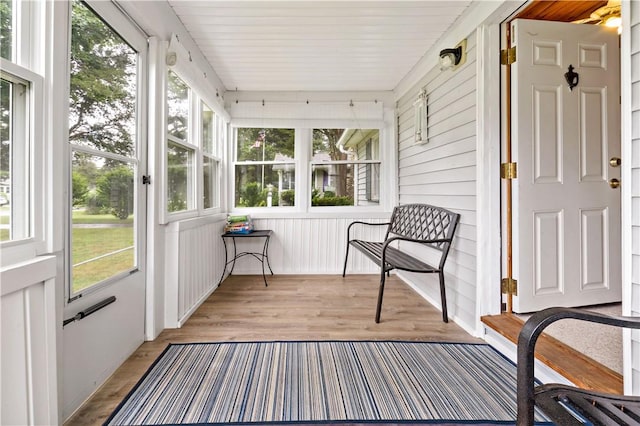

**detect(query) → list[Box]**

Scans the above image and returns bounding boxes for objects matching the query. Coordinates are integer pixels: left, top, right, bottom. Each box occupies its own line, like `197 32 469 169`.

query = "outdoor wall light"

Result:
439 39 467 71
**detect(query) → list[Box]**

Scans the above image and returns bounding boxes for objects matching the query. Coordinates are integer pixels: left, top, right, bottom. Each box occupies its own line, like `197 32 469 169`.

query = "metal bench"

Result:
342 203 460 323
517 307 640 425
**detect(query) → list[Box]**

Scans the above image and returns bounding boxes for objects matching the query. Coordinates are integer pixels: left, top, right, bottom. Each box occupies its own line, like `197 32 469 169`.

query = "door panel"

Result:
511 19 621 312
62 0 147 418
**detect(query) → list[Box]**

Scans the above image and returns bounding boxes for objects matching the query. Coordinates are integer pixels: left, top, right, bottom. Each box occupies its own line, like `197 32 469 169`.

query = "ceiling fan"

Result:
573 0 621 25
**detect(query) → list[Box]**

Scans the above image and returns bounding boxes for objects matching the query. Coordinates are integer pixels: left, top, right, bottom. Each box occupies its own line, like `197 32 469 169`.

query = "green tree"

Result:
96 166 133 220
69 0 136 157
0 0 11 177
0 1 11 61
313 129 349 196
72 171 89 207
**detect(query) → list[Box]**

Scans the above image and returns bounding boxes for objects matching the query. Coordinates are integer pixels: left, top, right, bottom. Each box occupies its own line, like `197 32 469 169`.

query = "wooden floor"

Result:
65 274 480 425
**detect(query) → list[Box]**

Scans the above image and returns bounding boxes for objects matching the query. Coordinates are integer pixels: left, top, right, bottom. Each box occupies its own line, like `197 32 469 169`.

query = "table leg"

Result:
217 237 229 285
264 235 274 275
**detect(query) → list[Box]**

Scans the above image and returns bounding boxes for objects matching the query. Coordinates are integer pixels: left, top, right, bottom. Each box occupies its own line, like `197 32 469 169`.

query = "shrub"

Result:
280 189 295 206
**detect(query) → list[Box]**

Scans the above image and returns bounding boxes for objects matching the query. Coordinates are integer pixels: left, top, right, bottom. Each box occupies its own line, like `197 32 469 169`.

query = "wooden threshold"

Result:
481 313 622 395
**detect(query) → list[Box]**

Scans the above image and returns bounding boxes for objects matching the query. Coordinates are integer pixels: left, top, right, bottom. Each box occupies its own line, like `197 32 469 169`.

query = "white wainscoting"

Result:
164 217 227 328
1 256 58 425
164 215 388 328
232 217 388 275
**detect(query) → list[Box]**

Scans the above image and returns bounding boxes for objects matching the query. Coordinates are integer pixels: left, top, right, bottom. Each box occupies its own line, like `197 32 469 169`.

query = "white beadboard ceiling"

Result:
166 1 473 92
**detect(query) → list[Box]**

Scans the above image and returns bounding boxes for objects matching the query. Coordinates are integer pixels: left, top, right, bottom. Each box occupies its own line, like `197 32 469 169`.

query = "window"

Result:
202 101 219 210
0 70 30 242
312 129 380 207
232 127 383 210
1 0 13 61
234 128 295 207
68 0 139 294
166 71 194 213
165 72 223 217
0 0 44 248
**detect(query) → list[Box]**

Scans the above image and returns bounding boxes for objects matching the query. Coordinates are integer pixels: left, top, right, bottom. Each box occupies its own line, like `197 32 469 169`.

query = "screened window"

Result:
311 129 380 207
68 0 139 294
234 128 295 207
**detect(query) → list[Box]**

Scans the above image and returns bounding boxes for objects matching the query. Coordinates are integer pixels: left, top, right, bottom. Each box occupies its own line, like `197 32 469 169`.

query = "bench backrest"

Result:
386 204 460 267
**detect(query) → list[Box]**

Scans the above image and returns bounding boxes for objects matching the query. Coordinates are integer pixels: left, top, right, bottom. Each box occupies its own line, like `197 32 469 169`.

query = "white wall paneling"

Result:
1 256 58 425
164 217 227 328
229 217 388 275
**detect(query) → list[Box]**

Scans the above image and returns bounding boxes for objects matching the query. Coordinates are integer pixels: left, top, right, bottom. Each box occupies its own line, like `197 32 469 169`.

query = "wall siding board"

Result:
395 30 478 331
629 2 640 394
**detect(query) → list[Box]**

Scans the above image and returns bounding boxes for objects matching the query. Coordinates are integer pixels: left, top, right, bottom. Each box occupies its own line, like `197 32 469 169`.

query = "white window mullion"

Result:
297 128 311 211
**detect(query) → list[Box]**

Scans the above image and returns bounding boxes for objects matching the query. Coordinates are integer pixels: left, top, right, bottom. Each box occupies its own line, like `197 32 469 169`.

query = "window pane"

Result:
235 164 295 207
0 74 29 242
71 154 135 293
311 164 353 206
69 0 137 156
203 156 218 209
312 128 380 207
167 71 189 141
237 128 294 162
0 0 13 60
167 140 193 212
202 102 215 154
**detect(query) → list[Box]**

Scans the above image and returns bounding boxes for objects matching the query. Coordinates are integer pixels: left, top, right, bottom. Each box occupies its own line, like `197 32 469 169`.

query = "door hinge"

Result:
501 277 518 296
500 162 518 180
500 47 516 65
142 175 151 185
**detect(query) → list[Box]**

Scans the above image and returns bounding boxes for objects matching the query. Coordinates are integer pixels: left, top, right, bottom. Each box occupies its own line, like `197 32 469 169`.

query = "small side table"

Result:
218 230 274 286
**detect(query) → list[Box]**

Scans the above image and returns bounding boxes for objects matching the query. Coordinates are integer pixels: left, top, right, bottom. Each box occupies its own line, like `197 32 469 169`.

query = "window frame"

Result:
162 69 225 223
310 128 381 209
0 58 45 264
201 100 221 211
65 0 147 299
231 126 389 216
232 126 297 210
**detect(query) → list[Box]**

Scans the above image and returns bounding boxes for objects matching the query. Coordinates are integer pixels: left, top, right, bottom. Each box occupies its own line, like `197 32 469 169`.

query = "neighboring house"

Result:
337 129 380 205
1 1 638 424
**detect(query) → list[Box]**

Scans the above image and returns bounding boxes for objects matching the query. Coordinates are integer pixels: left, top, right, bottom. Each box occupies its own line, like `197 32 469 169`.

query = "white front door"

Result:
510 19 621 313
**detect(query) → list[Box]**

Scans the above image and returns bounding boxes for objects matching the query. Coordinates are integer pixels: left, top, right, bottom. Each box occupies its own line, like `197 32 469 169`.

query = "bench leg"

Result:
439 271 448 323
375 269 387 323
342 243 350 277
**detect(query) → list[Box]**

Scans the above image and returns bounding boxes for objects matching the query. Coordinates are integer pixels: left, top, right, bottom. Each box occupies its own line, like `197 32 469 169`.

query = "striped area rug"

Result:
105 341 549 425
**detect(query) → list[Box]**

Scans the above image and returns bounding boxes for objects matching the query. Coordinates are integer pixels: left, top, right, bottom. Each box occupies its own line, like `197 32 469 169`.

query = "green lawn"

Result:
72 211 135 293
72 210 134 225
3 208 136 292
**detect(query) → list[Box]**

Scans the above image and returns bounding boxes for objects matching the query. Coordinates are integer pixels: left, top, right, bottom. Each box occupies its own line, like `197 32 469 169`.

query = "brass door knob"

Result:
609 157 621 167
609 178 620 189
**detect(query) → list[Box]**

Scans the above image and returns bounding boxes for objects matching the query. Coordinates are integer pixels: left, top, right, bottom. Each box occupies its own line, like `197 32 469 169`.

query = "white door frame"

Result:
476 0 635 394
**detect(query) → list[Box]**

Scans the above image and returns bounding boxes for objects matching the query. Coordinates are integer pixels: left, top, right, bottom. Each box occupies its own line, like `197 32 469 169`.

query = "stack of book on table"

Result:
224 215 254 234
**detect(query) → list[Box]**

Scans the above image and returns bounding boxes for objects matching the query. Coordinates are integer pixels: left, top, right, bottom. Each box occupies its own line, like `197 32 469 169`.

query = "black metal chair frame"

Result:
342 203 460 323
517 307 640 425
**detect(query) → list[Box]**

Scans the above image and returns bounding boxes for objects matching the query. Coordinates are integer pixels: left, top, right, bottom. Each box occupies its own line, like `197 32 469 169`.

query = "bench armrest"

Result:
517 307 640 425
346 221 390 241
